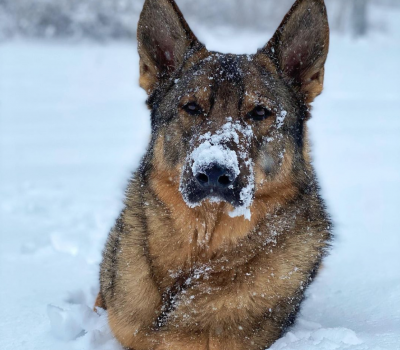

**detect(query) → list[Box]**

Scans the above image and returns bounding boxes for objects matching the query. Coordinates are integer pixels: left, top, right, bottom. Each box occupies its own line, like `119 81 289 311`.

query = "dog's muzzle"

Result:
181 161 243 207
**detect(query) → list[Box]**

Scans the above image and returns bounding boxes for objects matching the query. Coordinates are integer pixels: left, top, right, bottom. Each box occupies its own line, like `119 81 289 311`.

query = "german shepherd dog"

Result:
96 0 331 348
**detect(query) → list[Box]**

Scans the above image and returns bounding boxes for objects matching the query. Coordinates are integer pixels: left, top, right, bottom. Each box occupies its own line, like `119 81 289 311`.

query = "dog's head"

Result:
138 0 329 220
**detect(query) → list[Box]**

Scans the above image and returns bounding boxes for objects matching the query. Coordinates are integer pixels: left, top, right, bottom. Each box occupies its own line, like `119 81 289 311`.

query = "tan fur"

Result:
94 292 105 312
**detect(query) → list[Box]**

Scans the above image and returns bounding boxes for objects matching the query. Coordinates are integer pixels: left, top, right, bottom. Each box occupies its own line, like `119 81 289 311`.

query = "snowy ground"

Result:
1 18 400 350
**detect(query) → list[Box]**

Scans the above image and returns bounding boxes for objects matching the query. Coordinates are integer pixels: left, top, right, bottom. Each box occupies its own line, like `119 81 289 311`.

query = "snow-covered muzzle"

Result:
180 118 255 220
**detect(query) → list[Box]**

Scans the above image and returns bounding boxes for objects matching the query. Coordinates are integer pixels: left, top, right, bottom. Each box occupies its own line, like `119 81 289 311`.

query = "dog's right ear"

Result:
137 0 201 94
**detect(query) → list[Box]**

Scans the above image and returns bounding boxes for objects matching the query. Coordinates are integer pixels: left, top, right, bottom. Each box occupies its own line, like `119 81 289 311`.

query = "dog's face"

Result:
138 0 329 218
151 52 306 219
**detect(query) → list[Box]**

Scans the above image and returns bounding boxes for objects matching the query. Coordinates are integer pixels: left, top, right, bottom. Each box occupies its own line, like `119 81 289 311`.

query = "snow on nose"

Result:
190 118 245 179
182 118 255 220
191 142 239 182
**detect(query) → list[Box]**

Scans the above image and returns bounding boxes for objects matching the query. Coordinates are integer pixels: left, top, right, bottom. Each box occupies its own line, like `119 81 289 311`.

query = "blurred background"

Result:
0 0 399 40
1 1 399 350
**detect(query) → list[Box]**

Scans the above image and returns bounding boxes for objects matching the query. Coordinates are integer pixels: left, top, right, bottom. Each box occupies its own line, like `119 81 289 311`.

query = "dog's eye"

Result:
247 106 273 121
183 102 203 116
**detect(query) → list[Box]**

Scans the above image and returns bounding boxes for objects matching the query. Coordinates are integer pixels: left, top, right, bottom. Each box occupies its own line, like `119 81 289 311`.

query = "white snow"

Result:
271 319 364 350
191 139 240 180
190 119 248 178
228 157 254 221
228 181 254 220
182 118 255 219
1 9 400 349
276 110 287 129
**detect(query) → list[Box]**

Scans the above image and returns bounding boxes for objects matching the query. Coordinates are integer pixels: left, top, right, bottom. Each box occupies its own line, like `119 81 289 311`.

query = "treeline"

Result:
0 0 394 41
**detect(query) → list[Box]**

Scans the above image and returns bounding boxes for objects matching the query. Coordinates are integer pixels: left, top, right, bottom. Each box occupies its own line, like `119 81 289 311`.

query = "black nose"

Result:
195 164 235 189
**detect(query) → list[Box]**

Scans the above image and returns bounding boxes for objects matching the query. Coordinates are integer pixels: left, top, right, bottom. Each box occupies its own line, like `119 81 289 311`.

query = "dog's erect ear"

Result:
137 0 201 94
261 0 329 104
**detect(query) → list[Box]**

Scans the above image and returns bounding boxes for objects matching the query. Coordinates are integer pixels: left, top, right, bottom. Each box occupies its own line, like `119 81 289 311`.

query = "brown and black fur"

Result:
96 0 332 349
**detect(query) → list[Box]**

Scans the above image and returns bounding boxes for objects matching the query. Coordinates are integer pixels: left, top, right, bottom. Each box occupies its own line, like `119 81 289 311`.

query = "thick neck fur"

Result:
125 162 325 287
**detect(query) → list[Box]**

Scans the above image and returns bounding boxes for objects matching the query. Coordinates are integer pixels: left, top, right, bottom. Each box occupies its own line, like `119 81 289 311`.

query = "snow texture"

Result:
1 10 400 350
276 110 287 129
183 118 254 219
190 121 242 180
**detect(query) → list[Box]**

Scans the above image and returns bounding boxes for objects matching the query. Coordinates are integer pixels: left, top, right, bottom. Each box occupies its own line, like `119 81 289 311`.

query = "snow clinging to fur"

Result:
181 118 255 220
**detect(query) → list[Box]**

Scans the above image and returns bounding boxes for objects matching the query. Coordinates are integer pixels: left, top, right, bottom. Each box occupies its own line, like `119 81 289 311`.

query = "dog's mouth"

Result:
179 119 255 220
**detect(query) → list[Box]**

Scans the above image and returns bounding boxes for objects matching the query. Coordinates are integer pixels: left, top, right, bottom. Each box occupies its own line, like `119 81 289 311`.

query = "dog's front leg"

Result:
154 332 263 350
99 222 164 350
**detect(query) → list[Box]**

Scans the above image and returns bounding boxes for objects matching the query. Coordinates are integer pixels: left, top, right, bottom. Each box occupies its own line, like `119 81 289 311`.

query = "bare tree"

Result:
352 0 369 37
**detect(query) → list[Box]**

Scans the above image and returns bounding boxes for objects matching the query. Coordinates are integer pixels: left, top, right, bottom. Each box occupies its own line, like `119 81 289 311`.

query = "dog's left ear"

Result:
137 0 201 94
260 0 330 104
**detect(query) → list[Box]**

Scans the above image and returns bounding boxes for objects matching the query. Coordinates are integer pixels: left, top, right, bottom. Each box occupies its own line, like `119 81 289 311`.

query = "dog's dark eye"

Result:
183 102 203 116
247 106 273 121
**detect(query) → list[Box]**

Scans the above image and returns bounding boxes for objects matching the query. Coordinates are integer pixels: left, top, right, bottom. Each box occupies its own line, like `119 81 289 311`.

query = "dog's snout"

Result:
195 163 234 189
